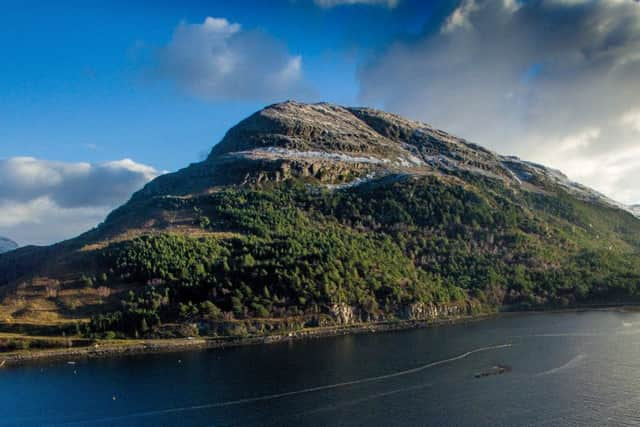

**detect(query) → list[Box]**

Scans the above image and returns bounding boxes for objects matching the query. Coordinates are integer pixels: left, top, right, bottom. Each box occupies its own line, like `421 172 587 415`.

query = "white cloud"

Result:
0 157 160 246
621 109 640 133
557 128 601 153
157 17 307 101
314 0 399 7
544 144 640 206
0 197 107 246
442 0 480 32
358 0 640 204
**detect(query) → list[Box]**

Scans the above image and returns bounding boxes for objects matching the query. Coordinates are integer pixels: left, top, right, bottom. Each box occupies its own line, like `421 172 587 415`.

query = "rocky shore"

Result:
1 313 493 368
3 304 637 369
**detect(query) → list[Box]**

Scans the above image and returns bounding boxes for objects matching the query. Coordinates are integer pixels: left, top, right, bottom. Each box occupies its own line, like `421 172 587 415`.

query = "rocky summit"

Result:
1 101 640 339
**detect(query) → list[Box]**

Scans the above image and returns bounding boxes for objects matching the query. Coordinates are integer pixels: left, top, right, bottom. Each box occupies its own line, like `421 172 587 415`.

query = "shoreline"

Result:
1 313 495 368
2 305 638 368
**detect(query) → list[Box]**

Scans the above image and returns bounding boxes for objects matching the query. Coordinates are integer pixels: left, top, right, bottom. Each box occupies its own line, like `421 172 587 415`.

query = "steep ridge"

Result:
1 101 639 338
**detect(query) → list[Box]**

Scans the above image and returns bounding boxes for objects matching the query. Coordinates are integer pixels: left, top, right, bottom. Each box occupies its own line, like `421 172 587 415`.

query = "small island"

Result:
474 364 512 379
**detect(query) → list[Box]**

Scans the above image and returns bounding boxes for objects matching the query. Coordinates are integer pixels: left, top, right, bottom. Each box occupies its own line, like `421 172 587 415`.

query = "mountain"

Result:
0 237 18 254
1 101 640 339
630 205 640 217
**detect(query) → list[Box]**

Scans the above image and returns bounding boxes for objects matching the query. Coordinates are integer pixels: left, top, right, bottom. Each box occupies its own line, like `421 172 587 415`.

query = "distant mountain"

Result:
0 237 18 254
630 205 640 217
1 101 639 339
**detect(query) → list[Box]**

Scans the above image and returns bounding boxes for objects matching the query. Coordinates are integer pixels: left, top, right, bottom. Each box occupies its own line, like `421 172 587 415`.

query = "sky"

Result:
1 0 640 245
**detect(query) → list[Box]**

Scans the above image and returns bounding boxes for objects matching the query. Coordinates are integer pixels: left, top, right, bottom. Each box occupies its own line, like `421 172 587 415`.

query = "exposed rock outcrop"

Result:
329 302 477 325
400 302 474 321
330 303 357 324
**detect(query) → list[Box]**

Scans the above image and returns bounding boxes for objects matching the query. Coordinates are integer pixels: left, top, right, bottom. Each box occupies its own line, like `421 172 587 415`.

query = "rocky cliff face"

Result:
329 302 477 325
0 237 18 254
400 302 474 321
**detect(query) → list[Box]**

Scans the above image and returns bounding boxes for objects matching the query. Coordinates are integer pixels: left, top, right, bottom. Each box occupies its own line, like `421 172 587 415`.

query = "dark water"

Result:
3 310 640 426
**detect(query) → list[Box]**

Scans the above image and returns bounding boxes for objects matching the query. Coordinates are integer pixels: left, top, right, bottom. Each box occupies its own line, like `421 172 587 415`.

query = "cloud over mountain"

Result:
314 0 399 7
358 0 640 204
156 17 307 101
0 157 160 245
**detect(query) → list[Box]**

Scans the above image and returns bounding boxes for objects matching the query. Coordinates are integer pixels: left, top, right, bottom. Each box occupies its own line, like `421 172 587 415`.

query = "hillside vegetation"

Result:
1 102 639 341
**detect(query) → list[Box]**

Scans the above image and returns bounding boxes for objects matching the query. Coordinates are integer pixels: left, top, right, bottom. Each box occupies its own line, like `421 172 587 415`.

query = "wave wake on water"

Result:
49 343 512 426
536 354 587 376
510 327 640 339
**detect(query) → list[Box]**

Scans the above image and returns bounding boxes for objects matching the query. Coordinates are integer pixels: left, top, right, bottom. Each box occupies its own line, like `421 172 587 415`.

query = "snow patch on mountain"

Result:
396 154 425 167
226 147 392 165
499 156 638 214
325 173 378 191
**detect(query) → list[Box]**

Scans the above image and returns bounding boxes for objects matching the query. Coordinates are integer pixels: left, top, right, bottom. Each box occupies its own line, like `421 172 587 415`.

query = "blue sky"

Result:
0 0 450 171
2 0 640 245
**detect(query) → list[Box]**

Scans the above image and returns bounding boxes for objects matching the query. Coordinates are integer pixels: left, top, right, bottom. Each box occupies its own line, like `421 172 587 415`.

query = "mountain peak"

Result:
207 101 407 160
128 102 629 217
